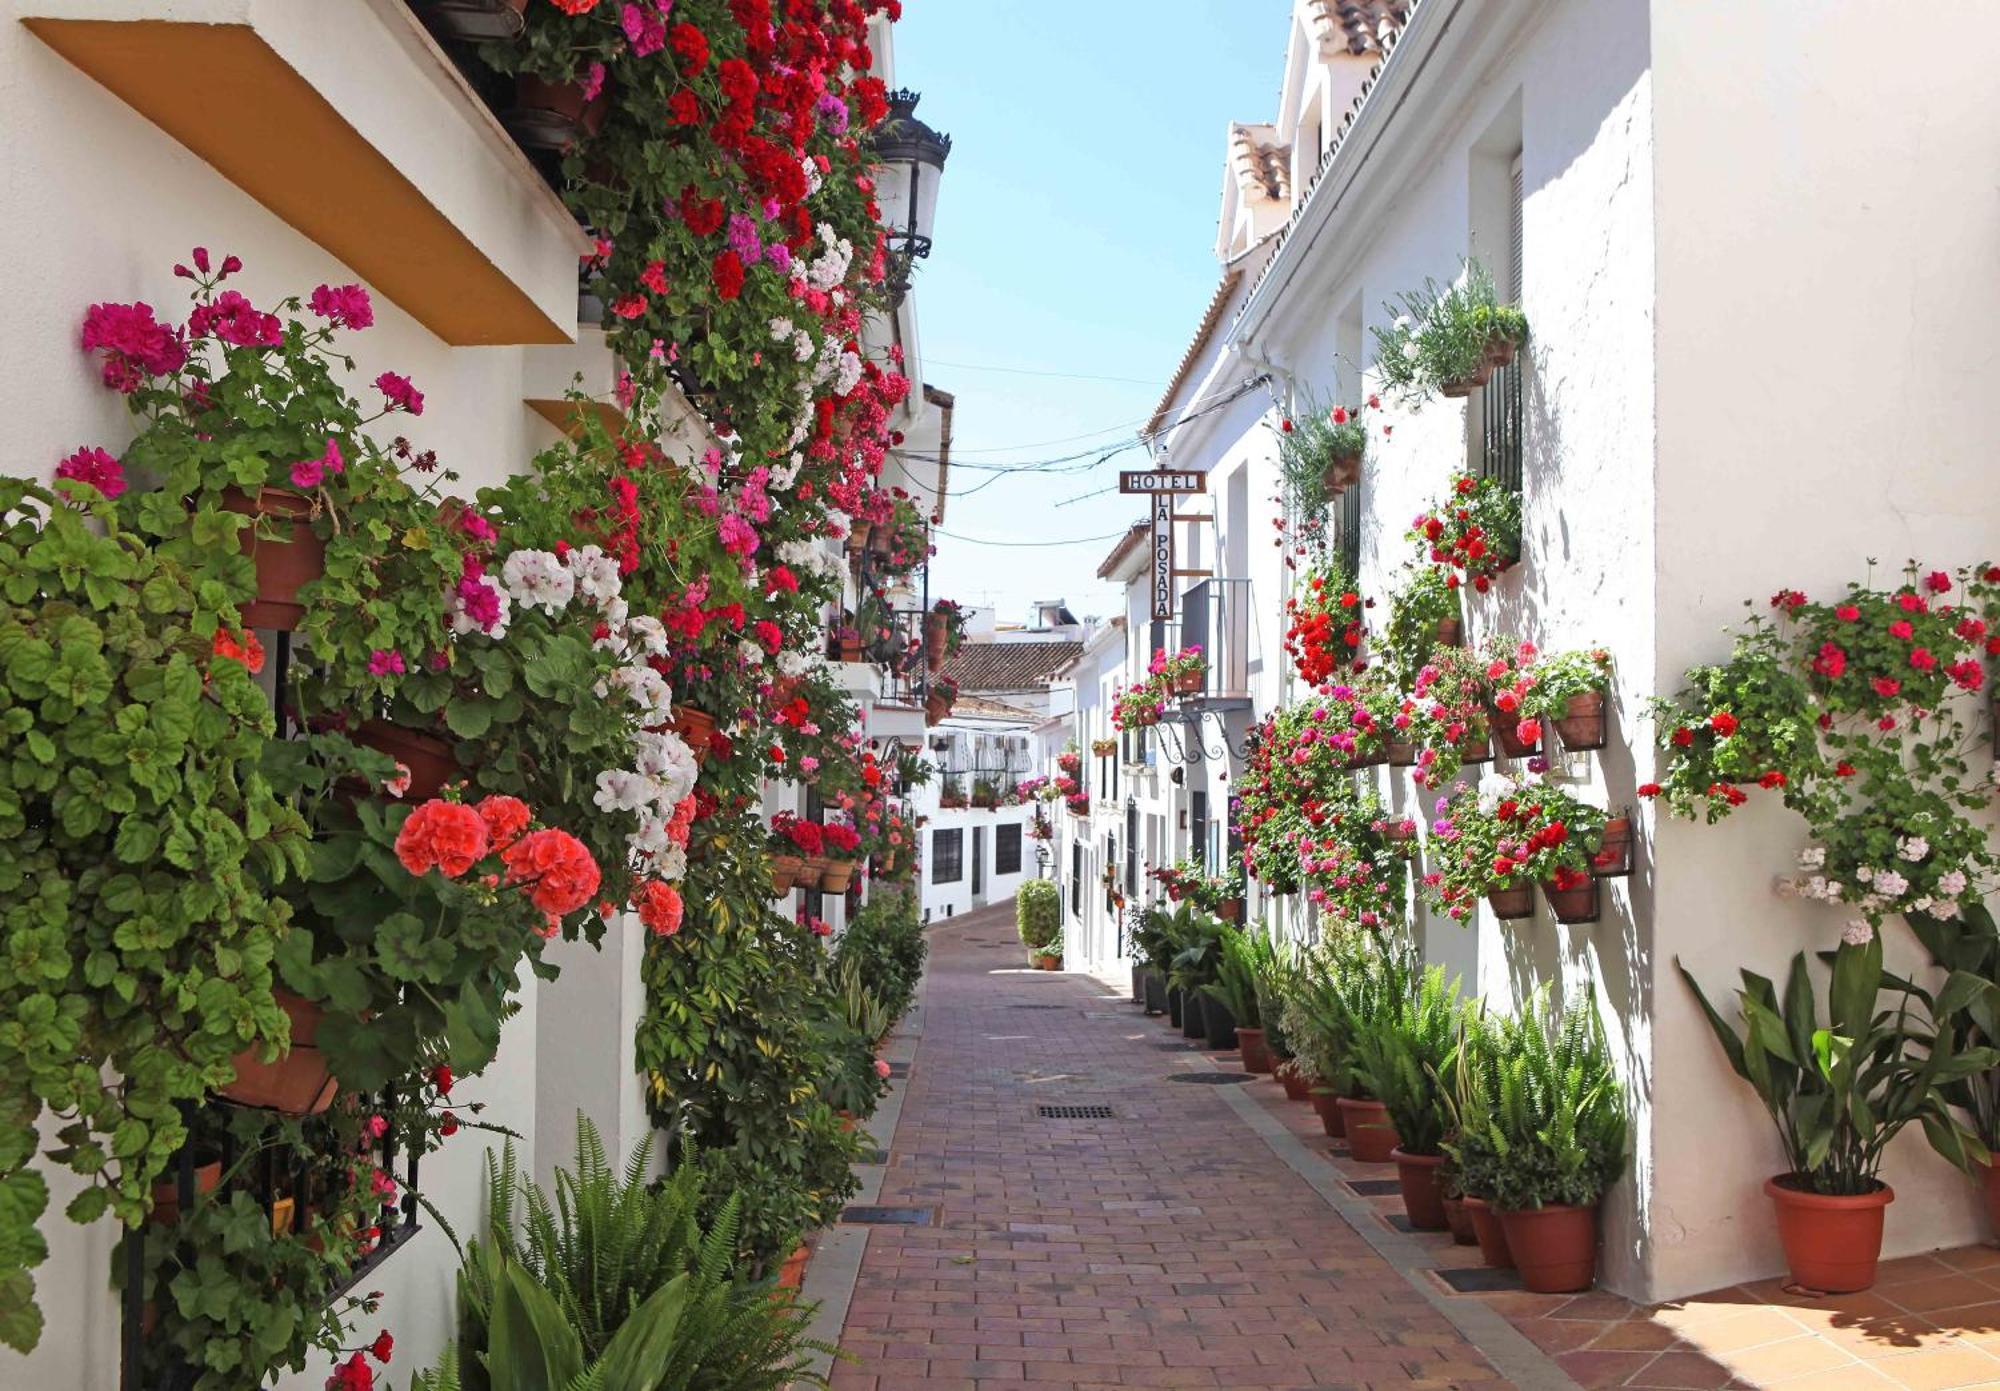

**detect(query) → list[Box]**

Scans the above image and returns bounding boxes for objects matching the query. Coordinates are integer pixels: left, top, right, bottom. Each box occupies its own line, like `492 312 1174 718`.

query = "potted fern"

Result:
1371 258 1528 403
1350 966 1467 1230
1205 927 1272 1073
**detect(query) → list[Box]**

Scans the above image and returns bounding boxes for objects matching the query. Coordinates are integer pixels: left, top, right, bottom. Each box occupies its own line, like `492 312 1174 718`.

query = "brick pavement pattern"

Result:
830 898 1512 1391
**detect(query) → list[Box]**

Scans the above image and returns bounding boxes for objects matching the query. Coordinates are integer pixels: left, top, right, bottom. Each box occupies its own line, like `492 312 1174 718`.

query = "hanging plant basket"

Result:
1487 883 1535 920
769 854 806 896
1484 331 1521 370
1129 706 1162 727
1490 708 1539 758
1436 617 1463 647
1591 816 1633 878
415 0 527 40
1320 450 1362 495
1553 691 1608 751
1439 357 1498 399
1382 819 1418 844
504 74 611 151
819 859 856 894
1346 747 1387 770
220 990 338 1115
924 613 949 671
1172 670 1204 695
222 486 324 631
1387 740 1418 767
867 525 895 558
846 521 872 555
924 692 951 725
1455 729 1493 766
672 705 718 762
1091 738 1118 758
149 1159 223 1227
1214 897 1243 923
354 719 457 800
1541 874 1601 924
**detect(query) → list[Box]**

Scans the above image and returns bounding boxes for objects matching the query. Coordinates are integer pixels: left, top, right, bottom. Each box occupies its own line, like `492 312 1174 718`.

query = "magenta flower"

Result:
308 283 374 330
375 370 424 416
367 648 406 677
81 300 187 391
581 60 607 102
189 290 281 348
54 445 127 499
289 437 344 490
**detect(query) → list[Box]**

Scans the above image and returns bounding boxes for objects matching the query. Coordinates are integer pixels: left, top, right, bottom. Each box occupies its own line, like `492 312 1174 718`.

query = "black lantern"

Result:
871 90 952 305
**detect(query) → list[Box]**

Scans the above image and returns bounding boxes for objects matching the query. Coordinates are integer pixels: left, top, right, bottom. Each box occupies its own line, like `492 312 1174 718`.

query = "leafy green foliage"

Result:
1015 880 1061 953
1680 936 1992 1194
1381 567 1462 691
1277 932 1416 1098
1202 926 1274 1029
832 889 925 1024
1370 258 1527 405
1349 966 1468 1155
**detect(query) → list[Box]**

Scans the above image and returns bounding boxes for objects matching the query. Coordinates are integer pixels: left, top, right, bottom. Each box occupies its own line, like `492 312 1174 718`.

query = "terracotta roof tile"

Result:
1306 0 1407 57
1096 522 1149 580
941 640 1083 693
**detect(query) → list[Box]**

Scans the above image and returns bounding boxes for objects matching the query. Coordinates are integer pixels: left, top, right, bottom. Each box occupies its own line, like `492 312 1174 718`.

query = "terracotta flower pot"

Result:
1034 953 1061 971
1345 747 1387 770
846 521 872 554
1553 691 1608 750
1235 1027 1273 1074
354 719 458 800
835 636 864 662
149 1159 223 1227
819 859 856 894
925 693 951 724
1443 1195 1479 1246
1387 740 1418 767
221 990 338 1115
769 853 805 895
222 486 324 630
1541 875 1601 924
1215 898 1243 923
1455 730 1493 766
1382 820 1417 844
1982 1157 2000 1238
1489 708 1539 758
1765 1175 1894 1293
1499 1203 1600 1294
924 613 948 671
670 705 718 762
1309 1088 1347 1139
776 1241 811 1291
1487 884 1536 920
1337 1098 1399 1163
1435 618 1464 648
1591 817 1633 878
506 74 610 150
1321 451 1362 495
1392 1149 1449 1231
418 0 528 40
1485 334 1520 369
1461 1196 1513 1268
1173 670 1203 694
1279 1063 1312 1102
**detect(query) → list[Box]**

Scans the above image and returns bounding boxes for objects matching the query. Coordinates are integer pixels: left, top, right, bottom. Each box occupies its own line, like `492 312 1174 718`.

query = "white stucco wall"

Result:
1647 0 2000 1300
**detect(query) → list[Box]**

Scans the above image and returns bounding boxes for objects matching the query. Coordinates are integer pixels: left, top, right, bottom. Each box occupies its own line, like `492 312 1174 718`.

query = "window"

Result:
995 823 1022 876
1479 151 1525 493
932 828 963 884
1124 802 1139 895
1190 791 1209 868
1070 841 1083 917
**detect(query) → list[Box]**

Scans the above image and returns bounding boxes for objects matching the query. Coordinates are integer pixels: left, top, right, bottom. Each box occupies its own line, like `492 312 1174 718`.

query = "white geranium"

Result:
1938 868 1969 897
1874 868 1910 898
1842 920 1874 947
1897 836 1931 862
1797 846 1826 870
593 769 654 814
567 544 623 607
501 549 575 614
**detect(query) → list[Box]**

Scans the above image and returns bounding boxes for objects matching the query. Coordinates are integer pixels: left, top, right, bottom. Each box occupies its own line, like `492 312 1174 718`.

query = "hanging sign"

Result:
1151 491 1175 620
1119 470 1204 495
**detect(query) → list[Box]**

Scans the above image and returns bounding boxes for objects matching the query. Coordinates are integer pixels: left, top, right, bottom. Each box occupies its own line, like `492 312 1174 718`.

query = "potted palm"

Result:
1326 934 1417 1161
1902 904 2000 1233
1350 966 1466 1230
1681 935 1991 1293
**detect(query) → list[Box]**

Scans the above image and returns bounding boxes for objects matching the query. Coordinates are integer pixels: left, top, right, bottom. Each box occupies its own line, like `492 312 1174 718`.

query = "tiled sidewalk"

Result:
827 900 1523 1390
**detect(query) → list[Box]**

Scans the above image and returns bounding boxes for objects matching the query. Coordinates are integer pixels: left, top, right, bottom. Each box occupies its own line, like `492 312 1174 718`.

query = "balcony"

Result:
1177 577 1253 710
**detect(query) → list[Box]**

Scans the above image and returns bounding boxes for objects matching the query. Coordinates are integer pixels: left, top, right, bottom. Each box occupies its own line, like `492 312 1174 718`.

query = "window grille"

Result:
995 824 1022 876
932 828 963 884
1478 153 1525 494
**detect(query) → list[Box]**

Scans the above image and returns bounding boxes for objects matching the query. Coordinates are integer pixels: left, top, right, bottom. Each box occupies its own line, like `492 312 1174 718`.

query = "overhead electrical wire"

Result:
923 356 1166 388
932 527 1133 548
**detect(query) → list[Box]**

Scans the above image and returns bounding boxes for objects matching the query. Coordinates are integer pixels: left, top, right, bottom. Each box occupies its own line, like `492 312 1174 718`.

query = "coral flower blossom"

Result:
394 800 489 878
474 795 532 853
634 880 685 937
502 828 602 918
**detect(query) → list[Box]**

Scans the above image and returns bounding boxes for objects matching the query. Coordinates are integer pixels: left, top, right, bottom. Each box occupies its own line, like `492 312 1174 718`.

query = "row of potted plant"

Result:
1110 646 1209 729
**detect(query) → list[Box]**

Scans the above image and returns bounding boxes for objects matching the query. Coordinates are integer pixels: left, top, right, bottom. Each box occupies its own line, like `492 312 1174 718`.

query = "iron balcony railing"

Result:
1178 577 1253 705
1479 358 1523 493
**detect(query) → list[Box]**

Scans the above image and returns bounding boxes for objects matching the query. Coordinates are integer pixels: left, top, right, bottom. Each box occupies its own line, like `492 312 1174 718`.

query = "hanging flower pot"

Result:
1336 1098 1399 1162
1436 617 1463 647
1391 1149 1449 1231
925 692 951 725
1320 451 1362 495
1541 871 1601 924
819 859 856 894
1235 1027 1272 1074
1439 358 1498 398
1172 670 1203 695
1455 729 1493 766
416 0 527 40
221 991 338 1115
1215 897 1243 923
1765 1176 1894 1293
149 1158 223 1227
923 612 948 670
1498 1203 1600 1294
1442 1195 1479 1246
1382 819 1418 844
1464 1196 1514 1268
1279 1062 1312 1103
672 705 718 762
222 486 324 631
1489 708 1539 758
1091 738 1118 758
1309 1088 1347 1138
769 854 806 896
353 720 458 800
1487 883 1535 920
1130 706 1162 727
868 525 895 558
1387 740 1418 767
1484 332 1521 370
505 74 611 151
1346 747 1386 770
845 521 872 555
1553 691 1608 750
1591 817 1633 878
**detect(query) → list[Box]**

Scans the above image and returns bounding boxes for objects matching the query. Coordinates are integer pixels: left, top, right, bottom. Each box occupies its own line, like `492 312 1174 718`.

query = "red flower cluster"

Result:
634 879 685 937
501 828 603 920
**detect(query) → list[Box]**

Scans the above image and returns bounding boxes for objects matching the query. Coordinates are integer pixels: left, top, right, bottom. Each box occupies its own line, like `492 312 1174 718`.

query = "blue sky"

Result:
895 2 1288 627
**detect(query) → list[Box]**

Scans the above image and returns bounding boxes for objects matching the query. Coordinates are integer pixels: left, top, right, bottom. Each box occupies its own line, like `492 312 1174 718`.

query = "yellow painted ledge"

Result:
526 398 627 440
24 16 572 346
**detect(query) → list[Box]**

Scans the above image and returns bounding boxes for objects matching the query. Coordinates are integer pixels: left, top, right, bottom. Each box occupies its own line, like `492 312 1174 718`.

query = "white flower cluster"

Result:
1475 772 1521 815
501 549 575 614
1780 839 1969 923
769 315 817 363
594 727 698 871
777 536 841 582
799 224 854 293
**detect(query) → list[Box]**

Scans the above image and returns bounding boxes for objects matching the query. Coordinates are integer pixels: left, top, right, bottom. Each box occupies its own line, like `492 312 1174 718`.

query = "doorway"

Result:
971 825 985 903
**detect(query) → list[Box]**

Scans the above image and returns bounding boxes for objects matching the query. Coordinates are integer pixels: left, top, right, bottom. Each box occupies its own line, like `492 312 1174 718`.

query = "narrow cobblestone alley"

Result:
828 900 1532 1391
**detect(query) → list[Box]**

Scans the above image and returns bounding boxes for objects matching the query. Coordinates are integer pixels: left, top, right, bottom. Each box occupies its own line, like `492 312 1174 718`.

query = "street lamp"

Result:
871 89 952 306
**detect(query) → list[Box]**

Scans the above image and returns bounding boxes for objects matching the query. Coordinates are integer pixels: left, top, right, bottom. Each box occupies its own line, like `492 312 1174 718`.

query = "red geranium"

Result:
634 880 685 937
501 829 602 918
394 800 489 879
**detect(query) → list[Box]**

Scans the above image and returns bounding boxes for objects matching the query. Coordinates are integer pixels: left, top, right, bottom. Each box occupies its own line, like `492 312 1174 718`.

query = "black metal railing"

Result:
1479 358 1523 493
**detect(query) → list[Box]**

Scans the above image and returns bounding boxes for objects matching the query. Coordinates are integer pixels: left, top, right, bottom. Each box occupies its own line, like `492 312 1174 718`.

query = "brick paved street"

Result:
829 898 1514 1391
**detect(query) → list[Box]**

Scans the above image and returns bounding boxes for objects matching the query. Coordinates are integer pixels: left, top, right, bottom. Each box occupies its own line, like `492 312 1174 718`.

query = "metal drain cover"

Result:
1165 1072 1255 1085
1038 1105 1114 1120
1151 1041 1200 1051
840 1205 934 1226
887 1061 911 1078
1346 1179 1401 1197
1434 1266 1520 1294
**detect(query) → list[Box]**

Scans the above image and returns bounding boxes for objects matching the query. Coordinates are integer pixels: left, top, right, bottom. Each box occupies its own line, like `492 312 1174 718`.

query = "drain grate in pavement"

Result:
1346 1179 1401 1197
840 1205 934 1226
1434 1266 1521 1294
886 1061 910 1078
1151 1041 1200 1051
1038 1104 1114 1120
1165 1072 1255 1085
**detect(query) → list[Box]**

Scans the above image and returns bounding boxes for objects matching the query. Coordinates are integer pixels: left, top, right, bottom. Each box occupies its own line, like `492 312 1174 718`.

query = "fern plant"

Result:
1202 926 1271 1028
1349 965 1466 1155
438 1116 831 1391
